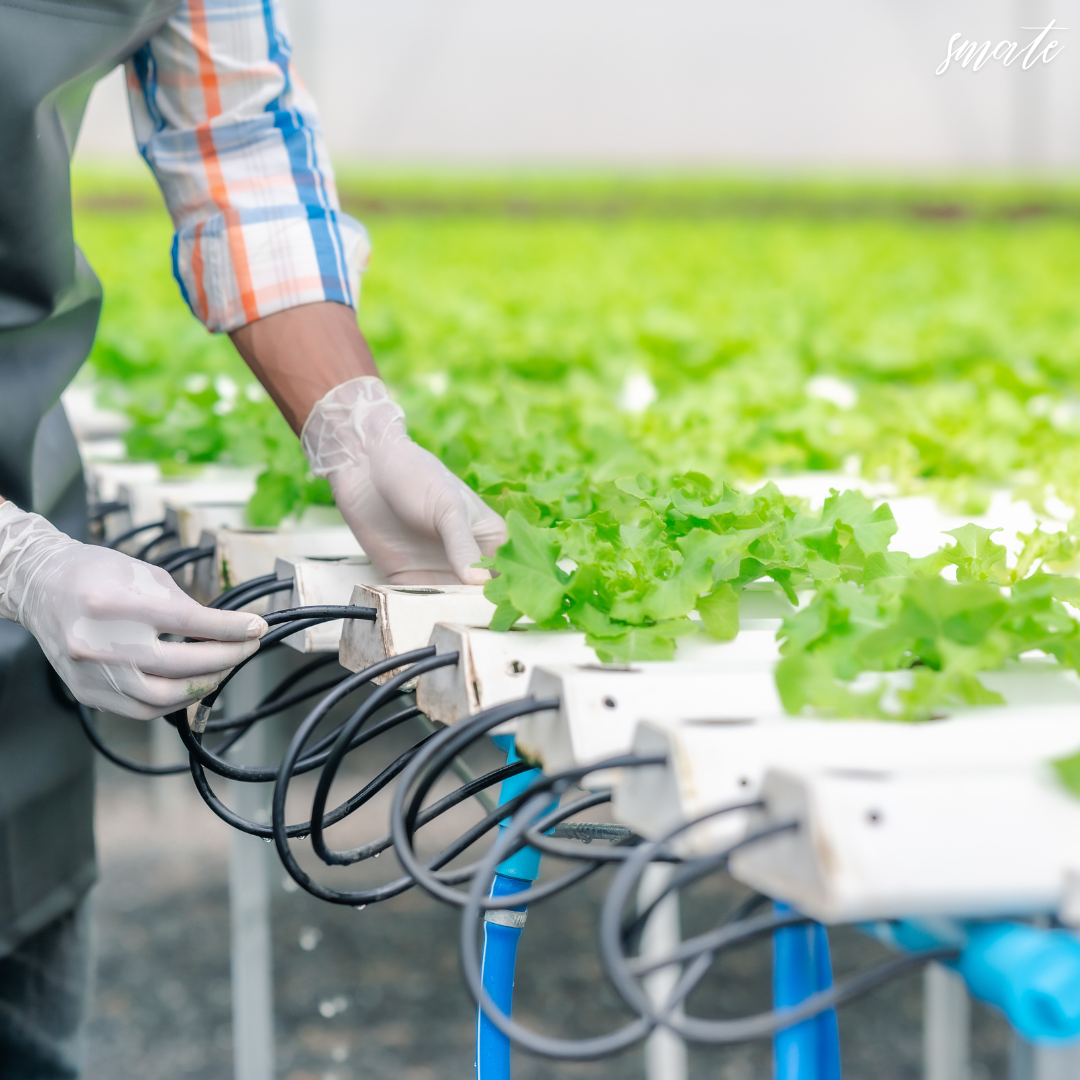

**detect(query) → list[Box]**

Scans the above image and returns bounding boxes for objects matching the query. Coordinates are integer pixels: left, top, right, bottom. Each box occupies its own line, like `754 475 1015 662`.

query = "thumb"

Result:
434 499 488 584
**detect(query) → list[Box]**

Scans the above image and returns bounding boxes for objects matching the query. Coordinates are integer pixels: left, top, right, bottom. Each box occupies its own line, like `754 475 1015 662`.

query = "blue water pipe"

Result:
873 918 1080 1045
774 903 842 1080
475 734 544 1080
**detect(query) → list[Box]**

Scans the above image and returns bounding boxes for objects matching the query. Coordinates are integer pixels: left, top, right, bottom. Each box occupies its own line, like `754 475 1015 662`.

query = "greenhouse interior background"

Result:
56 2 1080 1079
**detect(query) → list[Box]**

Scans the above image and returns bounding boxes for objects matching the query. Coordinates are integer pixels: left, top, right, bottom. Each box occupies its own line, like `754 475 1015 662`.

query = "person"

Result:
0 0 506 1074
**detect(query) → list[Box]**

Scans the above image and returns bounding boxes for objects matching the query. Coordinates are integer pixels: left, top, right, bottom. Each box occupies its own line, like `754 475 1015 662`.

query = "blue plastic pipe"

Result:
773 903 842 1080
475 735 544 1080
476 873 528 1080
876 918 1080 1045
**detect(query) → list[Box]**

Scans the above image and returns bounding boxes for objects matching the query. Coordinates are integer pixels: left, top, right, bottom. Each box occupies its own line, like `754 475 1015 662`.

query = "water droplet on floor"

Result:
262 837 272 843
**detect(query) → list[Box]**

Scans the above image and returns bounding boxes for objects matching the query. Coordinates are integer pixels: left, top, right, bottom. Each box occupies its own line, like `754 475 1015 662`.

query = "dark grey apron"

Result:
0 0 179 953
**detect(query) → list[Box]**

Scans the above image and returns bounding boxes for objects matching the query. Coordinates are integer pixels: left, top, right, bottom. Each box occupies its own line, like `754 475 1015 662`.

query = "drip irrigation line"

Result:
106 519 166 550
272 655 514 906
82 646 352 777
216 576 294 611
459 787 653 1061
179 657 408 782
136 529 178 561
77 703 188 776
193 605 377 719
310 760 534 871
415 713 497 816
595 806 957 1045
622 833 764 949
271 687 566 908
263 605 377 626
88 500 128 522
308 654 462 865
457 793 804 1060
208 574 279 609
390 698 564 906
155 544 215 573
185 703 424 841
202 652 342 732
393 716 667 909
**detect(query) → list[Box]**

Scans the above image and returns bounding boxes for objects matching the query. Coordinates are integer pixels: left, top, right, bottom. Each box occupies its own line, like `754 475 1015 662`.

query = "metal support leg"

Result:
225 683 275 1080
924 963 969 1080
1009 1036 1080 1080
638 864 688 1080
148 715 187 816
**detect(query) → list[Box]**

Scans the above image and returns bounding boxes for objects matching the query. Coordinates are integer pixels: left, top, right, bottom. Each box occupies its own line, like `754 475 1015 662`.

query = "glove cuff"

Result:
301 376 406 478
0 502 77 625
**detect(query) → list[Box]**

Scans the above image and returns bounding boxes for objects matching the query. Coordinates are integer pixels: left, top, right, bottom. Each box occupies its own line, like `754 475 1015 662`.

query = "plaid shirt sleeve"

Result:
125 0 369 333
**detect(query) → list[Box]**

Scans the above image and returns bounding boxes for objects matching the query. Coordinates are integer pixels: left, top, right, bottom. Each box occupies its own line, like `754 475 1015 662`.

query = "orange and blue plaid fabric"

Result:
126 0 369 332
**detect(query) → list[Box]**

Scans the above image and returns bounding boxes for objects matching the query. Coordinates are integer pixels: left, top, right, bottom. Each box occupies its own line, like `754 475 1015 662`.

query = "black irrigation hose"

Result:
218 577 294 610
184 702 424 841
81 650 350 777
393 708 667 910
77 703 188 776
136 529 178 561
203 652 342 732
262 605 377 627
191 606 377 722
596 806 957 1046
306 653 464 865
311 760 535 871
457 793 815 1061
180 641 404 783
155 544 215 573
390 698 563 907
459 787 656 1061
622 834 764 950
270 653 463 904
208 574 280 609
88 500 128 522
75 579 962 1060
171 650 435 839
270 681 568 909
106 519 166 549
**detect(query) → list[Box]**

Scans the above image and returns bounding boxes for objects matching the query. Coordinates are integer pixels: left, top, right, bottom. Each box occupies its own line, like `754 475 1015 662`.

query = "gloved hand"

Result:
302 377 507 584
0 502 266 720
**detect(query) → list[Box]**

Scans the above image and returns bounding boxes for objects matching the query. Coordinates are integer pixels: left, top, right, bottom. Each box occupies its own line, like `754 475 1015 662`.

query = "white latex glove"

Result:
0 502 267 720
302 377 507 584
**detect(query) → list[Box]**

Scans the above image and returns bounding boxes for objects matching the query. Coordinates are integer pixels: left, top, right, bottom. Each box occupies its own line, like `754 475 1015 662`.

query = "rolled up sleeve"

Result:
125 0 369 332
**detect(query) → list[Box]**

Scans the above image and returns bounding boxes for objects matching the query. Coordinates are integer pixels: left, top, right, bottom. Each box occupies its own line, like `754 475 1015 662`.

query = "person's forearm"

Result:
229 301 380 434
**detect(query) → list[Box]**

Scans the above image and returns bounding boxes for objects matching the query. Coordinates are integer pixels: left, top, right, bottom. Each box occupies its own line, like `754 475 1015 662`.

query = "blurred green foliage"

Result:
73 168 1080 526
71 169 1080 709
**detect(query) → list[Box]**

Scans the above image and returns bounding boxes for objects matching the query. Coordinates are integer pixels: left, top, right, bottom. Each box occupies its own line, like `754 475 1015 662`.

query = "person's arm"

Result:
127 0 506 584
230 301 506 584
228 301 376 434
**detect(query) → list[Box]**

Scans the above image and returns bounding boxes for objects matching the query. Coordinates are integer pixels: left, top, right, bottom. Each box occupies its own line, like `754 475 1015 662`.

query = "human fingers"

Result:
472 510 508 557
434 500 488 585
135 637 261 679
144 598 267 642
72 663 232 720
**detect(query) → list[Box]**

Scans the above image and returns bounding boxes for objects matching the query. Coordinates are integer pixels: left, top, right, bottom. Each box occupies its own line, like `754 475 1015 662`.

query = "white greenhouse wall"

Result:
75 0 1080 170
